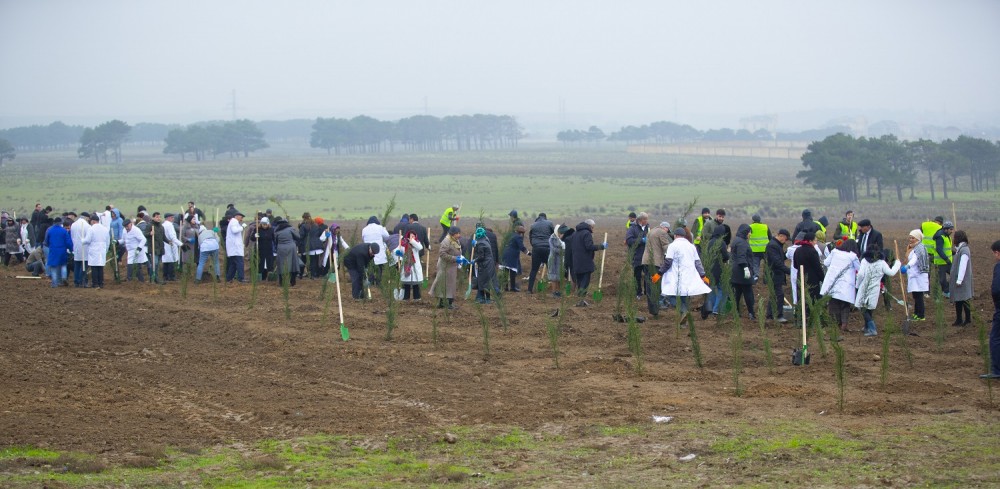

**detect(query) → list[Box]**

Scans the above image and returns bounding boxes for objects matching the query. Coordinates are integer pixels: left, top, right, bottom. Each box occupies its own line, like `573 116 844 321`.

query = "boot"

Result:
864 320 878 336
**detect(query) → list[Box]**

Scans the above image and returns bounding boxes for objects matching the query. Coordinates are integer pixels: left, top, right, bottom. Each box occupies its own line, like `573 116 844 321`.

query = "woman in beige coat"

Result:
430 226 469 309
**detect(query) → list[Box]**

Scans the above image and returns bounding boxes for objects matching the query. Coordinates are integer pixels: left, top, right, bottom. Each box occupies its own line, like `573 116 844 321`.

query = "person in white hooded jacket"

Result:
120 219 148 282
160 213 184 281
361 216 390 285
820 239 861 332
901 229 930 321
854 245 901 336
657 227 711 317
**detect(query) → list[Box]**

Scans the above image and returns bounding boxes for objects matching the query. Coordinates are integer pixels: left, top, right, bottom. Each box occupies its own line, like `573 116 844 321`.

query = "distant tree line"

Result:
163 120 269 161
78 120 131 164
558 120 864 146
309 114 523 154
798 134 1000 202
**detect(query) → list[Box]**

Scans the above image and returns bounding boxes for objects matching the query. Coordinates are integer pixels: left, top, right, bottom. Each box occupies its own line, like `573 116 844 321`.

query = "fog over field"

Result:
1 0 998 131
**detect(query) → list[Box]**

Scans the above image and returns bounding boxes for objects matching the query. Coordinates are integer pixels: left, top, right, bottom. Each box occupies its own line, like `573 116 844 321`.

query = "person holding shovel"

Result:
547 224 570 297
438 204 460 242
569 219 607 298
430 226 468 310
901 229 930 321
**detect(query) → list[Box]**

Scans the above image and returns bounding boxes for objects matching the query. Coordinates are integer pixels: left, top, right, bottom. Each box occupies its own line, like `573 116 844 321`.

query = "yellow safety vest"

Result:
838 221 858 240
933 234 953 265
439 208 455 227
814 221 826 234
921 221 941 259
749 223 769 253
693 216 706 245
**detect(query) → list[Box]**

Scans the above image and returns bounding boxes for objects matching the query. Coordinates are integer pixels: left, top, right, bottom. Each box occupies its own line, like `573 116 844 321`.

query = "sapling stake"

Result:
894 240 914 335
464 246 477 300
333 245 349 341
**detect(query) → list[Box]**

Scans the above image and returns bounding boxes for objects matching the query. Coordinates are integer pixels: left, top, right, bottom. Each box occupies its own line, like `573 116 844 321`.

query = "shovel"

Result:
537 263 548 293
332 246 349 341
792 265 810 366
423 244 430 289
463 246 477 300
894 240 917 336
593 232 608 303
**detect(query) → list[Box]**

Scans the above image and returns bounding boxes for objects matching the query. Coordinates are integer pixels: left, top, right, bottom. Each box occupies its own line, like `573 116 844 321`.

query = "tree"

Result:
77 127 106 163
94 120 131 164
0 138 15 167
797 133 864 202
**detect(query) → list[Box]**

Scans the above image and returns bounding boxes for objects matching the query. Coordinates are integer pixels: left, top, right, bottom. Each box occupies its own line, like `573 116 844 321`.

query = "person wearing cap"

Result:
221 203 241 238
430 226 467 309
901 229 930 321
70 211 91 287
625 212 650 299
693 208 712 247
949 230 973 326
345 242 381 299
81 213 109 289
838 210 858 241
527 212 555 293
273 217 300 286
933 221 955 297
43 217 73 287
643 220 672 315
856 219 883 259
547 224 571 297
658 226 711 318
764 229 791 322
508 209 524 230
439 205 460 242
674 218 694 244
920 216 944 262
569 219 607 298
626 211 637 229
161 213 183 281
748 214 771 279
120 218 149 282
793 209 819 241
225 211 247 283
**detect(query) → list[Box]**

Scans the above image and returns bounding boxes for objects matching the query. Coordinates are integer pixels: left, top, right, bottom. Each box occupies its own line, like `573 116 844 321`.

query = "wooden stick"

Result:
952 202 957 230
800 265 807 352
597 232 608 289
894 240 911 317
16 276 41 279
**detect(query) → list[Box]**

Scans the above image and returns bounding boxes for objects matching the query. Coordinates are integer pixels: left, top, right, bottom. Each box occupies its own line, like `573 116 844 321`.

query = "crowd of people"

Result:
2 202 998 379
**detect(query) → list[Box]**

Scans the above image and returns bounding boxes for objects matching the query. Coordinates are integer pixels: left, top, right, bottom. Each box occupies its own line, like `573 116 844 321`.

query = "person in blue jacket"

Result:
43 217 73 288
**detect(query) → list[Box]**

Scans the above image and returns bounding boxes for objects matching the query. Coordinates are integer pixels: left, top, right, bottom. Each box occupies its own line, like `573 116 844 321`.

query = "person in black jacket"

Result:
793 209 820 241
526 213 554 293
345 242 379 299
569 219 607 296
624 212 649 298
405 214 430 258
981 239 1000 379
500 225 529 292
472 227 500 303
765 229 791 323
701 225 730 318
730 223 756 320
792 232 824 317
856 219 884 258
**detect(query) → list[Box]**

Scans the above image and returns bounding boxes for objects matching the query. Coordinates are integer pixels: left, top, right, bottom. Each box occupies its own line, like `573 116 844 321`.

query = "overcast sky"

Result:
1 0 998 130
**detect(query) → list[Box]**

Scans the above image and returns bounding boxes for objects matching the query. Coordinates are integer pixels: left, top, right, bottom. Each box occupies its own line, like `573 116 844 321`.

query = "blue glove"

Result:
471 238 477 246
394 249 404 257
900 265 908 274
456 256 469 266
641 237 646 244
602 242 609 249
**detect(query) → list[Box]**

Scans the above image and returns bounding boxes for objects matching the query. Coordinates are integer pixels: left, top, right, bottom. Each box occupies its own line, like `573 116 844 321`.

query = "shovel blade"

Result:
340 324 350 341
592 290 604 303
537 279 547 293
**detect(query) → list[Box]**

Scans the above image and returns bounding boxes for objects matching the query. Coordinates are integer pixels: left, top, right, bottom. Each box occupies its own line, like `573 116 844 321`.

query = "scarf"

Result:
402 231 416 275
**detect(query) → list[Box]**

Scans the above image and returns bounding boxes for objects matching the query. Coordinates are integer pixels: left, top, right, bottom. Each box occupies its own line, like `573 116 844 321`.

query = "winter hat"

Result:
942 221 954 229
628 212 637 219
908 229 922 241
314 217 324 225
448 226 462 235
557 225 570 237
260 217 270 225
818 216 829 227
675 218 687 228
509 209 518 218
537 212 547 219
752 214 761 223
934 216 944 224
659 221 671 229
475 227 487 239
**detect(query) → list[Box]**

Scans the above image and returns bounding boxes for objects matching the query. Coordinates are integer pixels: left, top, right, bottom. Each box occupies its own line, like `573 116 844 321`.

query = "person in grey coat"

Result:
949 230 973 326
526 213 554 293
273 217 301 287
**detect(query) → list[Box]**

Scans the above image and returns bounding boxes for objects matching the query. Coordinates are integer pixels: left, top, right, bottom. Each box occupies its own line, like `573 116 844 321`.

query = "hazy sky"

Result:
1 0 998 130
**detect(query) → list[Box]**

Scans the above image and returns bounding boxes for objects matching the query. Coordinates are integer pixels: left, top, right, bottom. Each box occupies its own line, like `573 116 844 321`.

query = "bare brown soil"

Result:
1 220 997 460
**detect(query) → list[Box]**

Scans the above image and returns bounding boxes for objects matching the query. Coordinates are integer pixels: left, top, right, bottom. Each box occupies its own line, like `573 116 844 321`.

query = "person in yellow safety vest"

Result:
626 211 637 229
815 216 829 235
439 204 460 242
933 220 954 297
693 207 711 246
748 214 771 280
921 216 943 261
838 210 858 241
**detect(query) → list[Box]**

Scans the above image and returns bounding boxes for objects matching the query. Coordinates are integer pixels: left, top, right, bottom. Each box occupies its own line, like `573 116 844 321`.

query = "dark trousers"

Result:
348 267 365 299
440 224 449 243
938 264 950 294
955 301 971 324
526 246 549 292
73 260 87 286
90 266 104 288
911 292 926 319
403 284 421 300
645 265 660 315
309 254 323 278
732 283 755 316
226 256 244 282
767 272 787 319
828 298 852 327
575 271 592 294
26 261 44 276
633 264 647 297
163 262 176 281
990 311 1000 375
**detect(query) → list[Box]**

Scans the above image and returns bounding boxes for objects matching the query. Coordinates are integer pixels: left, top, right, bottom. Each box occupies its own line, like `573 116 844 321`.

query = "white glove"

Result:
242 223 248 229
744 268 751 280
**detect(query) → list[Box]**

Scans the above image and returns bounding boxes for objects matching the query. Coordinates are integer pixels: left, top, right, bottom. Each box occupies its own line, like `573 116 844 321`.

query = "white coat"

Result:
70 218 91 262
820 249 860 303
395 237 424 284
905 248 930 293
162 221 184 263
362 223 391 266
659 237 711 297
226 220 246 257
321 232 350 268
81 222 110 267
121 225 148 264
854 258 900 310
787 244 800 304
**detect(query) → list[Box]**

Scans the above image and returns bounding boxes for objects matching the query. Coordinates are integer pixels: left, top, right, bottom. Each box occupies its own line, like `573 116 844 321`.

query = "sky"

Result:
1 0 998 131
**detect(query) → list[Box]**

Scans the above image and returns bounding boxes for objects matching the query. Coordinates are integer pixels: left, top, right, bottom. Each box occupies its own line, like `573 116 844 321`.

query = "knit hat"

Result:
448 226 461 235
942 221 954 229
475 227 487 239
314 217 324 225
660 221 671 229
509 209 518 218
818 216 829 227
909 229 922 240
260 217 270 225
